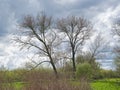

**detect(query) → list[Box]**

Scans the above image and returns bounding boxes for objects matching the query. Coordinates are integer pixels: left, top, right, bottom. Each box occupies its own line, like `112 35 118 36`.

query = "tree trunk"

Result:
50 60 58 78
48 54 58 78
72 49 76 78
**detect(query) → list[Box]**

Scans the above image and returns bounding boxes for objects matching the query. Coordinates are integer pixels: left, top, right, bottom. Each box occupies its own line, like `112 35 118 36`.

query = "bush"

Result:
76 63 92 80
76 54 101 79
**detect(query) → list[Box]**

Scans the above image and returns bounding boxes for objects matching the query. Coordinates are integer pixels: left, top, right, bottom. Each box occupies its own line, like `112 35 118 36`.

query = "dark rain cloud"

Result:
0 0 120 36
0 0 42 36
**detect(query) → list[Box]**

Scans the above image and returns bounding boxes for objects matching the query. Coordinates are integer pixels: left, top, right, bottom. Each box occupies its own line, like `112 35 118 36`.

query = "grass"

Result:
1 78 120 90
13 82 25 90
0 78 120 90
63 78 120 90
68 78 120 90
1 82 24 90
91 78 120 90
0 69 120 90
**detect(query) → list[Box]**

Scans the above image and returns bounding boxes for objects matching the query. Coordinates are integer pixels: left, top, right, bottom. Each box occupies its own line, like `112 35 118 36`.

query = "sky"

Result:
0 0 120 69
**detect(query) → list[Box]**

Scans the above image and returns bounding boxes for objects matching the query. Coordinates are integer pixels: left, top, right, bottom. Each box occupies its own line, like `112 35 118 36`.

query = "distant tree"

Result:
57 16 93 73
14 13 60 77
87 33 107 63
76 33 107 79
112 19 120 75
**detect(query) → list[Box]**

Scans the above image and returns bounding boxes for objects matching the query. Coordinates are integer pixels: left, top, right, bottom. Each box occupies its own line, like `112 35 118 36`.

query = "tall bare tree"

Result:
14 13 59 77
112 19 120 73
57 16 93 72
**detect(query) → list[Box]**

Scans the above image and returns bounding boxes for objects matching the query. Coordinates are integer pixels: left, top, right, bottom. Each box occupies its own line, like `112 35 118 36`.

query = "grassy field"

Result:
0 69 120 90
7 78 120 90
91 78 120 90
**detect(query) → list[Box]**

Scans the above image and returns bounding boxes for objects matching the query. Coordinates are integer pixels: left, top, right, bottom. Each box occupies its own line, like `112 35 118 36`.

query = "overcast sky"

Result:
0 0 120 69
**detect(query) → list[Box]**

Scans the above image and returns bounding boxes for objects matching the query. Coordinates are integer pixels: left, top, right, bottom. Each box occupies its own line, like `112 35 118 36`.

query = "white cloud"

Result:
0 35 30 69
94 5 120 30
90 5 120 43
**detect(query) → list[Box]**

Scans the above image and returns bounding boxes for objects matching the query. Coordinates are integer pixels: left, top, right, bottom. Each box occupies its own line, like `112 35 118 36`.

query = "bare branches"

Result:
112 20 120 37
15 13 93 78
31 61 50 70
88 33 107 62
14 13 59 77
57 16 92 53
57 16 93 72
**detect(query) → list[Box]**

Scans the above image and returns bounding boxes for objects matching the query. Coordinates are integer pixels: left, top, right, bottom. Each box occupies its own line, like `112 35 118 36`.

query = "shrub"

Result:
76 63 92 80
76 54 101 79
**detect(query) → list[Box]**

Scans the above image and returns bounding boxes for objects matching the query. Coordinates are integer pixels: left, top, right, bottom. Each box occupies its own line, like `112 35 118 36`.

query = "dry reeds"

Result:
23 70 91 90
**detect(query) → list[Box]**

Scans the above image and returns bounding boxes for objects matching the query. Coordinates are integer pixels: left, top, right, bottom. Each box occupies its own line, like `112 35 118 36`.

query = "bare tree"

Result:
76 33 107 79
88 33 107 63
14 13 59 77
76 33 107 64
57 16 93 72
112 20 120 73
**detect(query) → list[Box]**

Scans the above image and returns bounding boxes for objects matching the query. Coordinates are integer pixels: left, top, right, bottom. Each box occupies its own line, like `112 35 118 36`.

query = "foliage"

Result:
76 54 101 79
99 69 119 79
75 63 92 79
